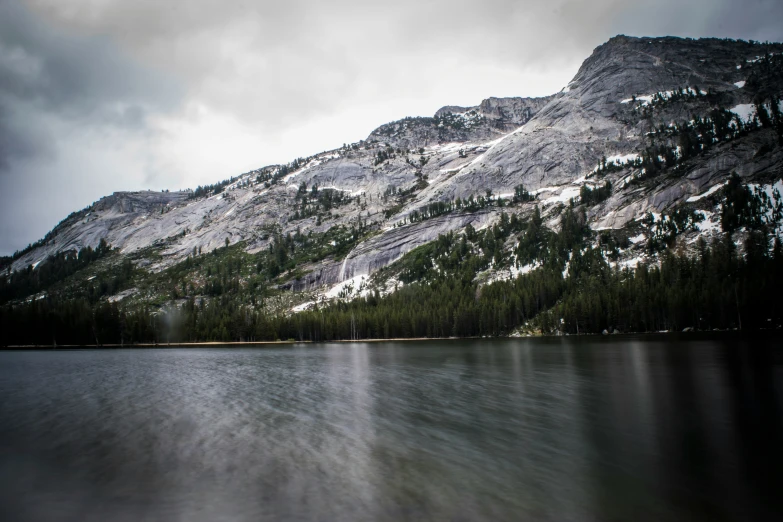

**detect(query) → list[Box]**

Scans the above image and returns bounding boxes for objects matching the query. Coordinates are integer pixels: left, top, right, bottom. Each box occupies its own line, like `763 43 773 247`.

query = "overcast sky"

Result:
1 0 782 255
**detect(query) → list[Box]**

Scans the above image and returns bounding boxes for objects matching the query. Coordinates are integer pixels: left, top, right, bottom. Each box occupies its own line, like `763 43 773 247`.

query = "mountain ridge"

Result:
3 34 783 325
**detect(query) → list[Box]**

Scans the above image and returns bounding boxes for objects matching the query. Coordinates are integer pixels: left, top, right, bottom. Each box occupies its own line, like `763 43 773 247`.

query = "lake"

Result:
0 336 781 521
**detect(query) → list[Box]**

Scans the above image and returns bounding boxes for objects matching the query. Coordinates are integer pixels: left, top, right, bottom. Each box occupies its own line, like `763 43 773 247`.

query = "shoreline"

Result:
1 329 779 349
2 337 453 349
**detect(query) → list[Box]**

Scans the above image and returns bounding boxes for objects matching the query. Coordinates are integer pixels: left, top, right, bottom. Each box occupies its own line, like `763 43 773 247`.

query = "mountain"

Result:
2 35 783 343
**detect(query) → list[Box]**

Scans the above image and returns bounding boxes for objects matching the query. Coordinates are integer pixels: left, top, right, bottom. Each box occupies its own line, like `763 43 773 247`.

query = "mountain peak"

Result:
5 35 783 325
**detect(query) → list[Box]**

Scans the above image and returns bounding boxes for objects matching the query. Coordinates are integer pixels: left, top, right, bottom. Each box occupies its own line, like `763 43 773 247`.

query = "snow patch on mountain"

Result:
730 104 756 123
687 181 729 202
694 210 721 236
617 256 645 269
325 274 370 299
620 87 706 106
542 186 581 206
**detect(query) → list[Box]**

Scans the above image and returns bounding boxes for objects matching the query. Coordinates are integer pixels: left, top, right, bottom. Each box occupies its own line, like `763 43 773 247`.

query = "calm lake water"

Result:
0 337 781 521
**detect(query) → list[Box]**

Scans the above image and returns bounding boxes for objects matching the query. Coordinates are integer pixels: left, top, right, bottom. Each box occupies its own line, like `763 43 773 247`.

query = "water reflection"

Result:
0 337 781 521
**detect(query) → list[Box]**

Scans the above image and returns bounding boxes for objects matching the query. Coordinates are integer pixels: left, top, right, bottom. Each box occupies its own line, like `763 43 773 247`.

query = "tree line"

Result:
3 197 780 345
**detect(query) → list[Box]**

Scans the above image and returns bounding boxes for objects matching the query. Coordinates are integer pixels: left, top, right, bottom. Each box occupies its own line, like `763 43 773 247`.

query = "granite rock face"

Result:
367 95 552 149
9 35 783 295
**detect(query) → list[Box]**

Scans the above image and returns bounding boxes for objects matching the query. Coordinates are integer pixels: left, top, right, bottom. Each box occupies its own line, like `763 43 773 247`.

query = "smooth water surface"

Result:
1 337 781 521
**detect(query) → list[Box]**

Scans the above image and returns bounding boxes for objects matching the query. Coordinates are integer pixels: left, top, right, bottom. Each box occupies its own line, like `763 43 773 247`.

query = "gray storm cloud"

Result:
1 0 783 255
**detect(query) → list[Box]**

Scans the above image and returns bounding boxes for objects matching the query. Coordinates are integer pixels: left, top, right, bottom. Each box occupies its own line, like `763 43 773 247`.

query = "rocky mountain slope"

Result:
4 35 783 315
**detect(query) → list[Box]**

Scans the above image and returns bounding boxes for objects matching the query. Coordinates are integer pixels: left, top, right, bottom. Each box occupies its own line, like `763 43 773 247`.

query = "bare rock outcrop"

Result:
9 35 783 296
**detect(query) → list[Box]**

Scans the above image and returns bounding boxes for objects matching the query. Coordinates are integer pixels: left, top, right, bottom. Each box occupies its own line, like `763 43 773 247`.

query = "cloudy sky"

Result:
1 0 782 255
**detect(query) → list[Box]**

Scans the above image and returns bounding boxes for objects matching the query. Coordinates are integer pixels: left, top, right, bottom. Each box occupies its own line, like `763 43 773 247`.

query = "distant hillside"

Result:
2 35 783 344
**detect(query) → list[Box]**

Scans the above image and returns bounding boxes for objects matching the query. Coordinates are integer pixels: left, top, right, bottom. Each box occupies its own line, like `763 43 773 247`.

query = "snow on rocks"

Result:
467 123 531 168
282 157 326 182
531 186 559 195
431 142 465 154
617 256 645 269
748 179 783 238
542 186 581 206
437 110 483 129
324 274 370 299
592 153 639 173
620 88 706 107
686 181 729 202
606 153 639 165
694 210 721 236
377 277 403 298
289 272 392 313
621 94 654 105
484 261 540 284
729 104 756 124
318 186 364 197
291 301 316 312
749 179 783 206
561 81 577 94
108 288 138 303
746 53 777 64
561 257 571 279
